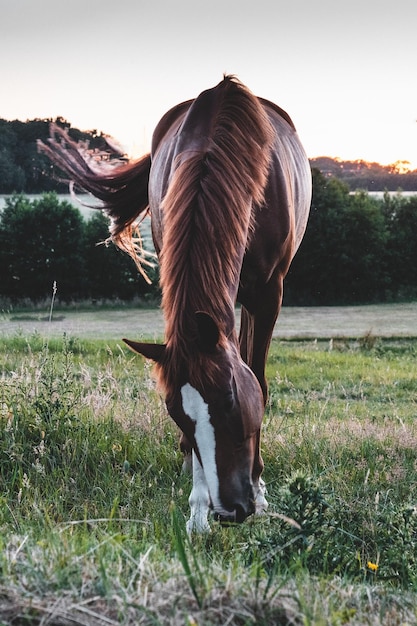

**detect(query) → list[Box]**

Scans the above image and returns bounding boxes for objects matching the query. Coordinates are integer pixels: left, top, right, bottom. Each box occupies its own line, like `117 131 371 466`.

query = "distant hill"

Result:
310 156 417 191
0 117 125 194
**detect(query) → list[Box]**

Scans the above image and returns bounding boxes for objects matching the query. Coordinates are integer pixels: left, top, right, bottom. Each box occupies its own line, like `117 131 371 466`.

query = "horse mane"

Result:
157 76 274 392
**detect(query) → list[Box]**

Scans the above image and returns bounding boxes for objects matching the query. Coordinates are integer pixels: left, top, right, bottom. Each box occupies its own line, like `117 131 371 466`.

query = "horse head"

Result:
124 311 266 532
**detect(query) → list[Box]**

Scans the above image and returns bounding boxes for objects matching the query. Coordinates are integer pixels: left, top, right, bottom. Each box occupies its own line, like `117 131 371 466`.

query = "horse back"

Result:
243 100 311 288
149 91 311 281
268 103 311 253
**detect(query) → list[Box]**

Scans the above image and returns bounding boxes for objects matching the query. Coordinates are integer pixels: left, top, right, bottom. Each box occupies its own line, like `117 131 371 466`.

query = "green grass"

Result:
1 334 417 624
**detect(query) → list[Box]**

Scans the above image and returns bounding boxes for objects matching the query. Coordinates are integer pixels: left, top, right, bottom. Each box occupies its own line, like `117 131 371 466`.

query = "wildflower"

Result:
367 561 378 572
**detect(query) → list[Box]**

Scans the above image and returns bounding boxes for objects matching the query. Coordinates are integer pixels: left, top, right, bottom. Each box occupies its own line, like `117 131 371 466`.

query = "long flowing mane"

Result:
158 76 274 389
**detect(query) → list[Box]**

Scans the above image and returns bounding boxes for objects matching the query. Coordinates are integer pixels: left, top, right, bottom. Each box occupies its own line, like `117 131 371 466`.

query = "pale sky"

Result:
2 0 417 167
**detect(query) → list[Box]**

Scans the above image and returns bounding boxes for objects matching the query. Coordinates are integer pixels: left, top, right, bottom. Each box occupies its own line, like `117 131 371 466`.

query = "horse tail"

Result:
38 124 152 282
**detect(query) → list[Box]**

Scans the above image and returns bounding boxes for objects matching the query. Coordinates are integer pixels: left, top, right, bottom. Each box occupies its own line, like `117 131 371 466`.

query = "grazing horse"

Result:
39 76 311 532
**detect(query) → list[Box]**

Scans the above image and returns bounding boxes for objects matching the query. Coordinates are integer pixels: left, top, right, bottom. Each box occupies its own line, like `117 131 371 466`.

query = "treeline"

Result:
0 194 159 304
310 156 417 191
1 175 416 306
0 118 123 194
284 169 417 305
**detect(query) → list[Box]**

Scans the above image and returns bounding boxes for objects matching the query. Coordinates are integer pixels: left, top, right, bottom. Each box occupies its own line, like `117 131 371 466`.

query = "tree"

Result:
0 118 124 194
0 121 26 192
285 169 350 304
0 194 86 301
383 195 417 299
0 194 160 303
341 191 389 302
285 170 389 305
0 149 26 192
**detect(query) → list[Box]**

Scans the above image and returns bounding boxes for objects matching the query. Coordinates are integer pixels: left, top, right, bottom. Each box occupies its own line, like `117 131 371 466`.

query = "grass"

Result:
1 332 417 624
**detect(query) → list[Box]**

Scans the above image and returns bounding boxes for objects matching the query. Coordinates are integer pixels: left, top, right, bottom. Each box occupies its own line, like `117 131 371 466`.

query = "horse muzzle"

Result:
213 493 256 524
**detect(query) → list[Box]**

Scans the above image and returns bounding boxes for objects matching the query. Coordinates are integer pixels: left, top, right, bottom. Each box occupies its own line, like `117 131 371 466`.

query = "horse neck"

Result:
159 76 274 358
164 230 243 355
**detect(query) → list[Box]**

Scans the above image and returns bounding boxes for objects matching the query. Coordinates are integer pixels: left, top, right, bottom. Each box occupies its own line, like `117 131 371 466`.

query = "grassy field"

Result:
1 313 417 624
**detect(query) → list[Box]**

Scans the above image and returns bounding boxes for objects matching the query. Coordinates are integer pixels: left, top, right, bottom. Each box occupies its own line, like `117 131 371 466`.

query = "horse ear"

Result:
195 312 220 352
123 338 166 363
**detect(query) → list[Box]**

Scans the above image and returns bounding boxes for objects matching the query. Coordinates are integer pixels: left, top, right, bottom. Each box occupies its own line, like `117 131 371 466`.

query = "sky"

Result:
2 0 417 167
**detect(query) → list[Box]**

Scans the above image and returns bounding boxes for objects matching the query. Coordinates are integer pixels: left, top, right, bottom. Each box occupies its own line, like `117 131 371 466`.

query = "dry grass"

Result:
1 567 416 625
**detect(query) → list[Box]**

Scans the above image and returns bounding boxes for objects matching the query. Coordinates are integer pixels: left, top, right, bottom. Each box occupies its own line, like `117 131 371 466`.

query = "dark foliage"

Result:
284 169 417 305
0 172 416 306
0 194 160 303
0 117 122 194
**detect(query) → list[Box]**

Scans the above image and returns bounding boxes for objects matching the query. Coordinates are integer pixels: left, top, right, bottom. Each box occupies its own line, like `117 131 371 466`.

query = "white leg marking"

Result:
181 383 222 530
186 451 211 534
254 477 268 514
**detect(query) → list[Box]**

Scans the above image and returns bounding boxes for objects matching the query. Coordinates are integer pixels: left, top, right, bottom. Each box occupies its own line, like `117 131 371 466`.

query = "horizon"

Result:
2 112 417 174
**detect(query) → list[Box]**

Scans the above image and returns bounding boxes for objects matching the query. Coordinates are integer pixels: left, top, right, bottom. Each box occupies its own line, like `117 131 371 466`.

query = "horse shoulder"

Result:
151 100 193 155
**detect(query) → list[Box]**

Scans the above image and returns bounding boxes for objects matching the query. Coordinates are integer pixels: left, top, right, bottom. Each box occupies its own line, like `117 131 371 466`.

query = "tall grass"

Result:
1 334 417 624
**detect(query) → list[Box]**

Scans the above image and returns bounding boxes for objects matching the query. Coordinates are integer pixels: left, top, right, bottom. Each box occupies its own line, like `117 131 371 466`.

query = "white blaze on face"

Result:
180 383 220 509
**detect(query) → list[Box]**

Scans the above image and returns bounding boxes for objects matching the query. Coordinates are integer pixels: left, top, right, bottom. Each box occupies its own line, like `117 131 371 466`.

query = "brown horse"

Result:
39 76 311 531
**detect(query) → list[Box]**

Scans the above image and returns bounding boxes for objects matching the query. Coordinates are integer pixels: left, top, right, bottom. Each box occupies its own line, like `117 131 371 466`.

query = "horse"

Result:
38 76 312 532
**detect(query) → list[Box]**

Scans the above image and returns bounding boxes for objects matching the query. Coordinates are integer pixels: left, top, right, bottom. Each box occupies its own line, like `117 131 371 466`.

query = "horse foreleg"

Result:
186 450 211 534
239 305 275 404
240 276 283 517
240 275 283 405
252 430 268 514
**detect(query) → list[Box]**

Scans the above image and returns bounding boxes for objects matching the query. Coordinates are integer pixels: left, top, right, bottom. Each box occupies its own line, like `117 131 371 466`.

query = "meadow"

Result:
1 315 417 624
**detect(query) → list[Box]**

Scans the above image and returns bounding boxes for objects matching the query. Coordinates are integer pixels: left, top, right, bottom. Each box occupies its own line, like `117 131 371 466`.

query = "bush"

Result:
284 171 415 305
0 194 160 303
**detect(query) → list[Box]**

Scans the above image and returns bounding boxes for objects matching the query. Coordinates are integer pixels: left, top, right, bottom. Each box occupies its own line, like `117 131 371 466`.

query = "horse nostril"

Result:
248 498 256 517
234 504 247 523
